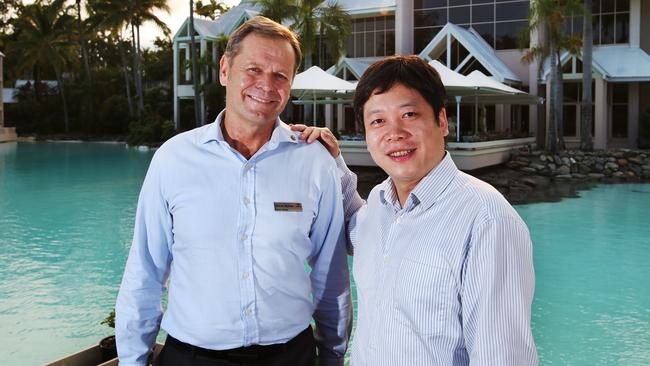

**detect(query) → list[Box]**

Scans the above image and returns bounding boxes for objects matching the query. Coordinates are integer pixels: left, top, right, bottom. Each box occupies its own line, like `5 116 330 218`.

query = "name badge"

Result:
274 202 303 212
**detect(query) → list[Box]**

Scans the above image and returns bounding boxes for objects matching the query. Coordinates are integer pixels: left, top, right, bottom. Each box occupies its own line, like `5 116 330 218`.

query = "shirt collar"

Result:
199 109 300 146
379 152 459 212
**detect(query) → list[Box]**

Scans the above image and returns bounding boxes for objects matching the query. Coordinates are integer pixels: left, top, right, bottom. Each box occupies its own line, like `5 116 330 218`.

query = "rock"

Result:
613 171 625 178
506 161 519 169
612 151 624 158
607 157 617 162
530 163 545 171
562 157 571 166
578 164 591 174
548 163 557 171
515 157 530 164
540 154 547 162
570 157 577 164
493 178 510 188
521 167 537 174
594 163 605 172
531 150 543 156
555 174 572 179
554 156 563 165
572 173 587 179
642 165 650 171
605 162 619 170
521 178 537 187
626 171 636 178
617 159 629 166
628 156 644 165
557 165 571 175
604 169 612 176
588 173 605 179
644 170 650 179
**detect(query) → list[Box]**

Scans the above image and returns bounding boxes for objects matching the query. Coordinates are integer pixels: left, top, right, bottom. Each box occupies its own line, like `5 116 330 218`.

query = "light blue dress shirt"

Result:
336 153 538 366
116 111 352 366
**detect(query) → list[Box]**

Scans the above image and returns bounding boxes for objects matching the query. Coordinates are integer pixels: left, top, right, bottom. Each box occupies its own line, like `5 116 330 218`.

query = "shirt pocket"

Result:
392 257 452 336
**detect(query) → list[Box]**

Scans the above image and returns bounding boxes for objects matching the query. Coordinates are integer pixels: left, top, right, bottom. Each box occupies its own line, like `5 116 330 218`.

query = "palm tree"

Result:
130 0 171 117
580 0 593 150
195 0 230 20
87 0 135 117
190 0 201 126
522 0 582 152
11 0 78 132
255 0 351 69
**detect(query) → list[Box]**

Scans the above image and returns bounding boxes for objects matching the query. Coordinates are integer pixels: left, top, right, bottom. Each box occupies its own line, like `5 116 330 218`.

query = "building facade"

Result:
172 0 650 149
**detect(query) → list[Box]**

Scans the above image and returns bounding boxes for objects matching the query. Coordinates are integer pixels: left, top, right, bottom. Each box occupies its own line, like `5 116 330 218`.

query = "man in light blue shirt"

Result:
116 17 351 366
295 56 537 365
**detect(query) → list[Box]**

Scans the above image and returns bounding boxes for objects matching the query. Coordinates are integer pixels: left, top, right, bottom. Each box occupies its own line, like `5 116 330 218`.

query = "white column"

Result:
630 0 641 47
395 0 413 55
337 104 344 132
185 46 191 82
325 99 333 131
200 39 207 123
495 105 507 131
629 82 639 148
594 75 608 149
173 42 180 129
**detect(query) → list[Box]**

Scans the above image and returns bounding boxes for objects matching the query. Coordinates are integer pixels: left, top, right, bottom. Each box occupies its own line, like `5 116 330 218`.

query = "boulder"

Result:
521 167 537 174
605 162 619 170
617 159 629 166
557 165 571 175
540 154 547 162
531 163 545 171
555 174 573 179
588 173 605 179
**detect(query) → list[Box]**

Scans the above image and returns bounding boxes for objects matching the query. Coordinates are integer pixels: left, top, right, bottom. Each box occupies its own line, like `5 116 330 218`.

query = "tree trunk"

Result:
131 23 143 117
76 0 91 84
189 0 202 126
548 38 558 152
118 35 134 117
54 66 70 133
556 48 565 150
136 24 144 114
33 65 41 101
580 0 594 150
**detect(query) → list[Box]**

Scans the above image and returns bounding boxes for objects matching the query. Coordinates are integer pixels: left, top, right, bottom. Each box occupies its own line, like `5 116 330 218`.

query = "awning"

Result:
542 45 650 82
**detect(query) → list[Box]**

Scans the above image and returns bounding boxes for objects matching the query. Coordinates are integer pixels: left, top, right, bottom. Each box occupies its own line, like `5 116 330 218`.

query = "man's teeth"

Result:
249 95 272 103
389 150 412 157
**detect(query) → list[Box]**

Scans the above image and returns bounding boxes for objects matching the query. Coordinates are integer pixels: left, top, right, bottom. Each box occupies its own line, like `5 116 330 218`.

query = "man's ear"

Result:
438 108 449 137
219 55 228 87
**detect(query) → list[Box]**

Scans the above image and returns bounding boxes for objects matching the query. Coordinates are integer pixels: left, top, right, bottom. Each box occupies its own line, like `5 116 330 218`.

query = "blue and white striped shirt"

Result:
337 153 537 366
116 111 352 366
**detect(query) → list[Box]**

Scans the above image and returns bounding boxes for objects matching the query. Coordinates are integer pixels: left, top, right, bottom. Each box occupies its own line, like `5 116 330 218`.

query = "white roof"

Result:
327 57 383 80
419 23 521 84
173 1 260 40
428 60 477 91
319 0 395 15
542 45 650 82
291 66 356 97
466 71 541 104
15 80 59 88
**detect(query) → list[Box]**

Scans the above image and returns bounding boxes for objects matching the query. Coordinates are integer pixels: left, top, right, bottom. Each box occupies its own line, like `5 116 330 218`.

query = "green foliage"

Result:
195 0 231 20
101 309 115 329
127 107 176 146
6 85 64 134
203 83 226 123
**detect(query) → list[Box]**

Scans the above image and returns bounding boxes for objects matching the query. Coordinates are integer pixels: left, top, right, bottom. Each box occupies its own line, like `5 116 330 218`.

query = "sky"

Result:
142 0 241 48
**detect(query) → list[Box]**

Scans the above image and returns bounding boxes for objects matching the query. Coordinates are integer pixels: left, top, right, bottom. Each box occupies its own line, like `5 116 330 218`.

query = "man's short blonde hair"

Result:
224 16 302 74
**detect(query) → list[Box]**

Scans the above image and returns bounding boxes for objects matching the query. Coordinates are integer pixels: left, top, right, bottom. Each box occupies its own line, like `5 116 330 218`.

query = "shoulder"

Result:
450 172 523 224
151 126 205 163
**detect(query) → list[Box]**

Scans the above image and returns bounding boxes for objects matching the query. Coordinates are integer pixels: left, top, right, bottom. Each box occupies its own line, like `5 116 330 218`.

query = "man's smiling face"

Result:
364 83 448 195
219 33 294 128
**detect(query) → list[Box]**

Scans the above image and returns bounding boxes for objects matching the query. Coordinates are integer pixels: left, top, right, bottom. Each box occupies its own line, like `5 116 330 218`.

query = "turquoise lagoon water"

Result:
1 142 649 365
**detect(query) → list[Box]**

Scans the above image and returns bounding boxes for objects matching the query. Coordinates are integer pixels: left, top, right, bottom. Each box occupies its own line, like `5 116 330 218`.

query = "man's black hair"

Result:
353 55 447 127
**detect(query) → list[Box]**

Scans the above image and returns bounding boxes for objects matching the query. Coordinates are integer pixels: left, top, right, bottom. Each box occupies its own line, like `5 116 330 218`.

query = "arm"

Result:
308 163 353 366
291 125 365 252
461 216 538 366
115 155 173 366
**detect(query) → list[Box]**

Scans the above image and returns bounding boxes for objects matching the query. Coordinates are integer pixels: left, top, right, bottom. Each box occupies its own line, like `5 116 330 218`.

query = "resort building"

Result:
172 0 650 154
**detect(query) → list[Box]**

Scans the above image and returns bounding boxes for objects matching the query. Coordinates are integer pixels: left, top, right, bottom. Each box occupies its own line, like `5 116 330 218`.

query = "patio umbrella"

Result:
291 66 356 124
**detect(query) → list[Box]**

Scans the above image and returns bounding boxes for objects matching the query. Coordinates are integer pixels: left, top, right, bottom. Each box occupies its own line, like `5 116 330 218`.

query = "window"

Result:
588 0 630 44
414 0 530 51
346 16 396 58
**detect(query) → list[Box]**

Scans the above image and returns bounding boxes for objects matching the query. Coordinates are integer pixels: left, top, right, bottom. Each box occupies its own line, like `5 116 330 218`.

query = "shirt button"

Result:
244 308 252 316
243 197 250 205
242 271 250 279
240 234 248 241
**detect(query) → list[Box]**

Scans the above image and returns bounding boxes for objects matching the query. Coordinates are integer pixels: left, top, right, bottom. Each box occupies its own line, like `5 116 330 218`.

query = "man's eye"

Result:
276 73 288 80
248 67 260 73
370 119 384 125
403 112 417 118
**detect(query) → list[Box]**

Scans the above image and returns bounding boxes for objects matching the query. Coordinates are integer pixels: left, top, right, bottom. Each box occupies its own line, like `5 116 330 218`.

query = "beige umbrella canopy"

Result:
291 66 356 124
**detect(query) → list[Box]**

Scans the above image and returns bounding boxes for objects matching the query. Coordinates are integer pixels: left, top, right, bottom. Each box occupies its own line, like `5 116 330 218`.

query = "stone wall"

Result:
506 149 650 180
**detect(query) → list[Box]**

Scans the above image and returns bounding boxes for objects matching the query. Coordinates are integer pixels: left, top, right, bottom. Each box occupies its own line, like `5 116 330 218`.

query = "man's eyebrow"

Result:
367 100 418 115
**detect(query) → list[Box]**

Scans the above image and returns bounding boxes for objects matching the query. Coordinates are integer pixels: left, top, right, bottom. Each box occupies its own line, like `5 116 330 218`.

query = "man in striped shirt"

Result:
294 55 538 365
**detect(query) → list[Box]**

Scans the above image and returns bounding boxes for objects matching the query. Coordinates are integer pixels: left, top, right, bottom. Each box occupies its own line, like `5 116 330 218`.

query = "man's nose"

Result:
256 73 274 92
386 123 408 142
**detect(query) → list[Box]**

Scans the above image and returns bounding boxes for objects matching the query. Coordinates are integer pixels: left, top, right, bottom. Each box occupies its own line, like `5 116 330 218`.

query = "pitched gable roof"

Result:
418 23 521 84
